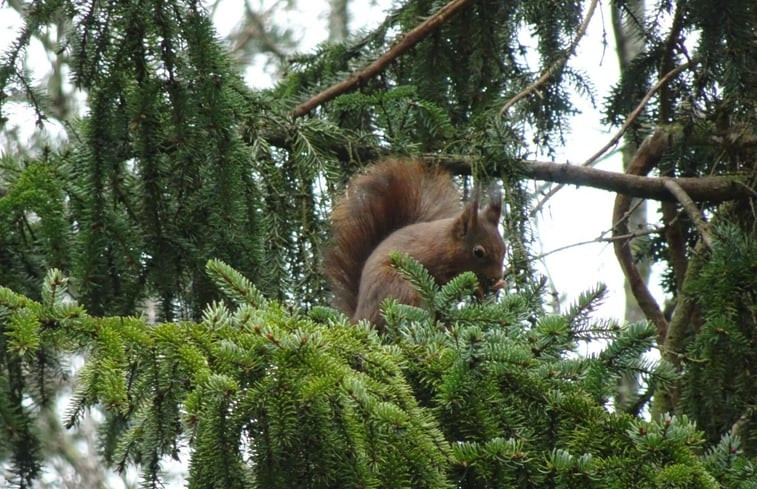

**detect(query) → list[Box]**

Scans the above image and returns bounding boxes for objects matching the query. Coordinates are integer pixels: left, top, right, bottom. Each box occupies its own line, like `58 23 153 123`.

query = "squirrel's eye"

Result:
473 245 486 258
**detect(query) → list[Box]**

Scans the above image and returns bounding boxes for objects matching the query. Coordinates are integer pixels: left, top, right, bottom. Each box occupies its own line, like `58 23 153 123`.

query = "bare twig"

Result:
585 65 691 168
663 179 714 249
535 226 664 261
499 0 598 116
229 5 287 61
291 0 475 118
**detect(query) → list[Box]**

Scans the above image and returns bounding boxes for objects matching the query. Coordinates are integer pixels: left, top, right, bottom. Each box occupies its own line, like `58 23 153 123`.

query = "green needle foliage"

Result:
681 224 757 453
1 262 754 488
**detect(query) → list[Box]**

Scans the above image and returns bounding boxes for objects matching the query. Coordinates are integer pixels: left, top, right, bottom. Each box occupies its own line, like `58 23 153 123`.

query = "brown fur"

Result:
323 158 505 326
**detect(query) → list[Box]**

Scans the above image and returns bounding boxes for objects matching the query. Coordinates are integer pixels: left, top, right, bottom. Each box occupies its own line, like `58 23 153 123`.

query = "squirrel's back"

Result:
323 159 461 315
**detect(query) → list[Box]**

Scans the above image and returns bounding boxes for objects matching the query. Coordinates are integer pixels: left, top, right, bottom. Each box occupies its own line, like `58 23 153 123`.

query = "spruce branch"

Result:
434 154 753 202
498 0 599 116
260 128 752 203
290 0 476 118
662 179 714 249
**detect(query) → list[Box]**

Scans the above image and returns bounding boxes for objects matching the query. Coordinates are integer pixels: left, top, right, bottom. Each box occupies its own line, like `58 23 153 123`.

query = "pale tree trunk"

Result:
612 0 651 414
328 0 350 42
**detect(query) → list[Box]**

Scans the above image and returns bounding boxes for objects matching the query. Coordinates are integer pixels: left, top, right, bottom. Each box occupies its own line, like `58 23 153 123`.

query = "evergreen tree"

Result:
0 0 754 487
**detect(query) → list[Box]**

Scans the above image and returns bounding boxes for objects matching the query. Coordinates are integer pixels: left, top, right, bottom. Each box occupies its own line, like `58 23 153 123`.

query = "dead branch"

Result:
535 226 664 261
522 160 750 203
229 7 287 61
612 129 671 341
499 0 598 116
583 62 692 167
663 178 714 249
291 0 475 118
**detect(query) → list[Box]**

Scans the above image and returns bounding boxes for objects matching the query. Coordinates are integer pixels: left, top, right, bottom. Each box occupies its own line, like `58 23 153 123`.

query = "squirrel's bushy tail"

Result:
323 159 461 316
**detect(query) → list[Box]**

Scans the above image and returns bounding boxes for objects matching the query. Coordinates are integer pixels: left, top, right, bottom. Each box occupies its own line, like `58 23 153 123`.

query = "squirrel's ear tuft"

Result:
484 186 502 224
454 188 479 237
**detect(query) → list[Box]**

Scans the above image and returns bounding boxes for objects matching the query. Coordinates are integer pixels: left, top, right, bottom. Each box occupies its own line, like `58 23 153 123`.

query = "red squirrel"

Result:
323 158 506 326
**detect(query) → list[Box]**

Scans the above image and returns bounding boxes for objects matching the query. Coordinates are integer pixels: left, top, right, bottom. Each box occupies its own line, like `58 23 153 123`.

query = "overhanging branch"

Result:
522 160 751 203
290 0 476 118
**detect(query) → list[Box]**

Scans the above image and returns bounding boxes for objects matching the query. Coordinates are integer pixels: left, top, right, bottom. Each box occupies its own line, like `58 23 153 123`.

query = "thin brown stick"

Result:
499 0 599 116
230 7 287 61
663 179 714 249
291 0 475 118
583 62 691 167
535 226 664 261
531 62 693 215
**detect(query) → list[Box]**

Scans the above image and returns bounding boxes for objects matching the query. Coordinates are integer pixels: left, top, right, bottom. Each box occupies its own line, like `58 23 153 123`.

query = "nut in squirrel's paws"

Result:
475 277 506 298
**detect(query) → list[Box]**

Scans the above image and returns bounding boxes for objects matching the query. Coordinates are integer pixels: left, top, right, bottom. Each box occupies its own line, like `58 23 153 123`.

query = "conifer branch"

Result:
498 0 598 116
662 179 713 249
290 0 476 118
656 10 692 296
435 154 752 202
259 128 751 202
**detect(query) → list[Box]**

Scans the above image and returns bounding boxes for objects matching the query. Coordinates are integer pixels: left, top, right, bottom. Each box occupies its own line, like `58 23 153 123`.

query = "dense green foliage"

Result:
1 262 754 488
0 0 754 487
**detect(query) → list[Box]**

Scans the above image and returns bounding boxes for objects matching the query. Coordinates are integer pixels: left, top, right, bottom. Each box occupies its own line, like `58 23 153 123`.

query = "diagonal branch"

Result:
499 0 598 116
582 62 692 168
662 179 714 249
534 225 664 261
291 0 476 118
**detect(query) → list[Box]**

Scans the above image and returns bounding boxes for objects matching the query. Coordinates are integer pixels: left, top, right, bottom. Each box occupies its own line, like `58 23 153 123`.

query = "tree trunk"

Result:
328 0 349 42
611 0 650 414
